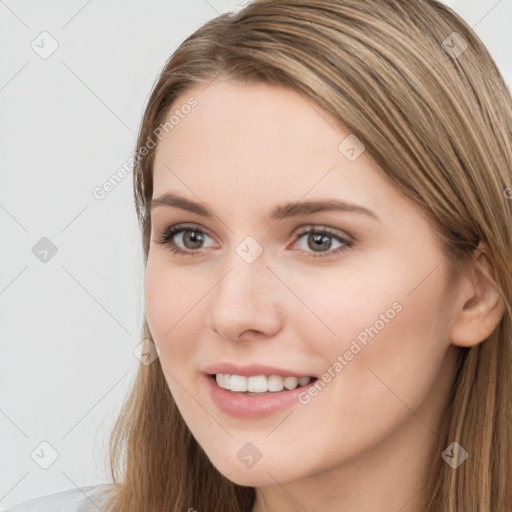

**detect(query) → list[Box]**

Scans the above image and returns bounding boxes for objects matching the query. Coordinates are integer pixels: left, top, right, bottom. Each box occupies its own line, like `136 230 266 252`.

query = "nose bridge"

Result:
217 244 267 309
207 242 281 340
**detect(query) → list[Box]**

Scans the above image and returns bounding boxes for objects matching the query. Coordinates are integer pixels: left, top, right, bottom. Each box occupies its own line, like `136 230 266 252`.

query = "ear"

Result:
450 241 505 348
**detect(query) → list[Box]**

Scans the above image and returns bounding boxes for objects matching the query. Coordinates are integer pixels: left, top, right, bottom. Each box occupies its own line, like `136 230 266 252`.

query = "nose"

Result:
206 250 283 342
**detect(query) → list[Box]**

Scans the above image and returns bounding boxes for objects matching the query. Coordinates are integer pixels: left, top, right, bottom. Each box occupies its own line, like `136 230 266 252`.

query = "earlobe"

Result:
450 242 505 348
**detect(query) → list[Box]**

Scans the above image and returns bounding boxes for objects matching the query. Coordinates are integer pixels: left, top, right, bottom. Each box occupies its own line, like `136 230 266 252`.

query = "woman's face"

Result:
145 78 461 487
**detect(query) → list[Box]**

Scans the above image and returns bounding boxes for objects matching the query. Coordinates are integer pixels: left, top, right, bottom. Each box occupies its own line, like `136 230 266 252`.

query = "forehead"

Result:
150 79 403 222
155 79 344 163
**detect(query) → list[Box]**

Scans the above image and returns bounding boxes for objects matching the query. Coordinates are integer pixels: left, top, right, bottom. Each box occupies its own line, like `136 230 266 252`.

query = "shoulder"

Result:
3 483 114 512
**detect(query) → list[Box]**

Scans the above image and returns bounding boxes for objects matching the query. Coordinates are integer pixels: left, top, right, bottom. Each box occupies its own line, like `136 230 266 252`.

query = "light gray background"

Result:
1 0 511 507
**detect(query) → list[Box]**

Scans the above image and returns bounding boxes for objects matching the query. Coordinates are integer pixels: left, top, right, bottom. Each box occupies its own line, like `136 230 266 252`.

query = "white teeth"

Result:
215 373 311 393
230 375 248 392
283 376 298 390
298 377 310 386
215 374 230 389
267 375 284 392
248 375 268 393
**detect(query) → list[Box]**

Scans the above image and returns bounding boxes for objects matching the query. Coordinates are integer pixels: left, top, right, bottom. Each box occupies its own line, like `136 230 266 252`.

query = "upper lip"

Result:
203 362 315 379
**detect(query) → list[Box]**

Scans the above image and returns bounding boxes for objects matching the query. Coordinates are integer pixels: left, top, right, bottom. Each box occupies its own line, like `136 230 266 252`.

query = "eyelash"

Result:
155 223 354 259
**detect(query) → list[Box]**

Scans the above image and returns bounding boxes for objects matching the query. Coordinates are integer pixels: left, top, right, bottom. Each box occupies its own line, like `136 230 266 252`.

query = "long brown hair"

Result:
105 1 512 510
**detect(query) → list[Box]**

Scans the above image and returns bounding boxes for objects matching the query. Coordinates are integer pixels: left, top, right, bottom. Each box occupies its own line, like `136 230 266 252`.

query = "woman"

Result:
8 0 512 510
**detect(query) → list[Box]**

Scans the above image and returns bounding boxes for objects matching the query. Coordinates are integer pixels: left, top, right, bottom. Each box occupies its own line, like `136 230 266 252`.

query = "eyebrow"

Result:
150 192 380 222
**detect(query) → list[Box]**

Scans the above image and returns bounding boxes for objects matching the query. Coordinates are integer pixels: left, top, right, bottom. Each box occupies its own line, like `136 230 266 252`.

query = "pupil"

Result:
310 233 331 252
184 231 203 249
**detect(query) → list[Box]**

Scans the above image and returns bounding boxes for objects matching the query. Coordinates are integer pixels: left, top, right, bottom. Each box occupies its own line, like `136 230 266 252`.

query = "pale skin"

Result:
145 78 504 511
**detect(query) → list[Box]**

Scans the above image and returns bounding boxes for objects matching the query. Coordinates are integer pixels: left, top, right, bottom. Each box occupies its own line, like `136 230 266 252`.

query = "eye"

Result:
292 226 353 258
155 224 354 258
155 224 214 256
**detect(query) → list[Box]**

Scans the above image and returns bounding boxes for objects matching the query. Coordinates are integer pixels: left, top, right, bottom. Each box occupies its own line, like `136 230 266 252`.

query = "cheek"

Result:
145 251 206 323
295 251 453 401
144 258 207 367
284 257 409 360
144 261 209 429
307 249 451 356
300 257 454 428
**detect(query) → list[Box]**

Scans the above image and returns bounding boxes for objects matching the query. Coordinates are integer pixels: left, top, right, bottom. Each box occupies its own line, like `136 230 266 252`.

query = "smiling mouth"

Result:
212 373 317 395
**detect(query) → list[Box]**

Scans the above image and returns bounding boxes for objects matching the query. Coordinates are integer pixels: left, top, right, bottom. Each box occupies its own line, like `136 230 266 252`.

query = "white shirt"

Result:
3 484 113 512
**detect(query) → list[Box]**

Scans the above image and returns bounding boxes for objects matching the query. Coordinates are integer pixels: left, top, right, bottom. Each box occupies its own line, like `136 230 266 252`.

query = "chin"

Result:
219 466 288 487
206 450 305 487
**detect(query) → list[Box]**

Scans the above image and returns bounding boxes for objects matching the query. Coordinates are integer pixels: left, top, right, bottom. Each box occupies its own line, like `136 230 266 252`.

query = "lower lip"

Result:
205 374 317 419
